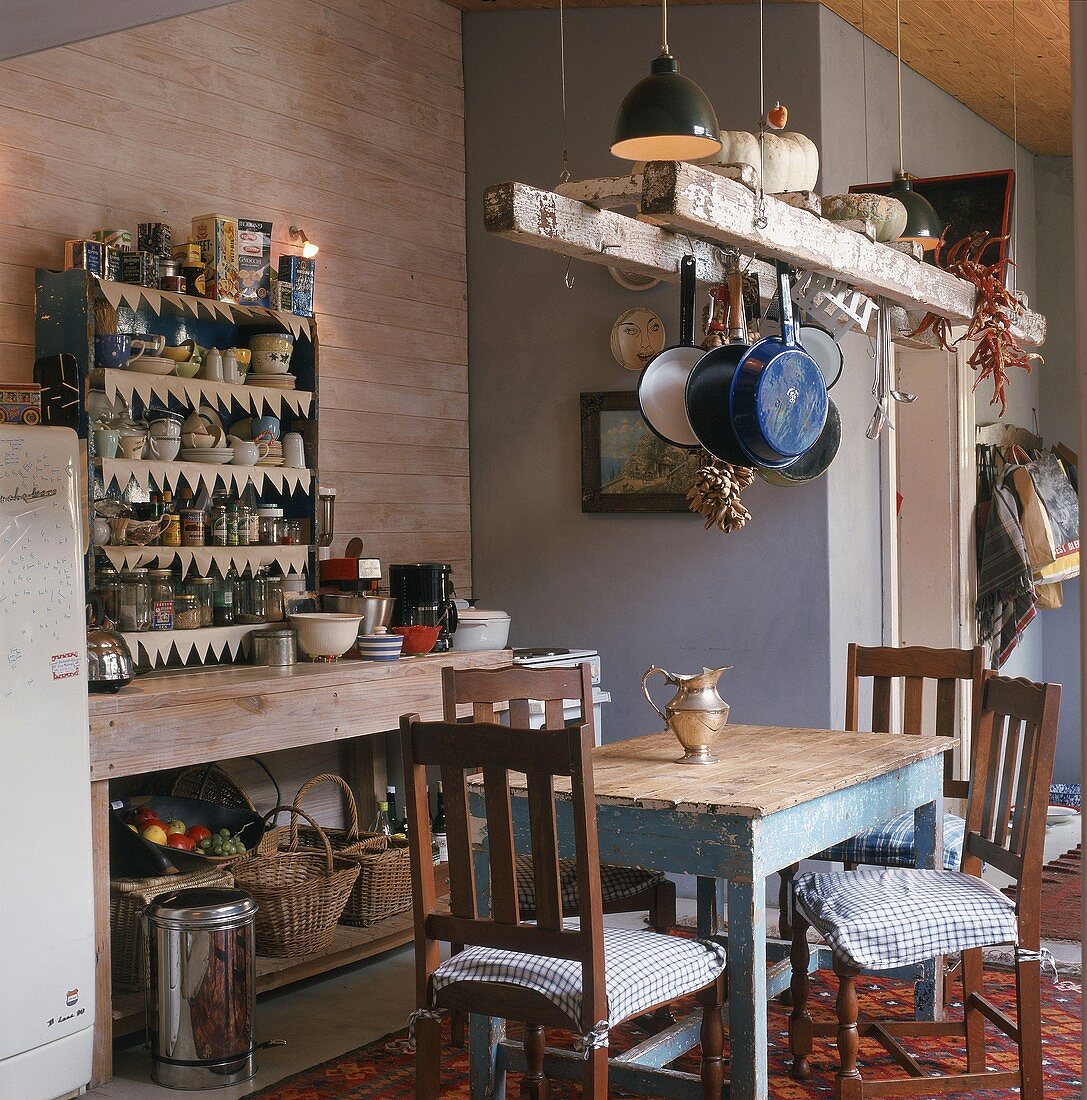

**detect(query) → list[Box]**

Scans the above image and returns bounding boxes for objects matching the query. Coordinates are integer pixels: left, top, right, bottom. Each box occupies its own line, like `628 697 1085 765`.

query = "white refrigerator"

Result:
0 427 95 1099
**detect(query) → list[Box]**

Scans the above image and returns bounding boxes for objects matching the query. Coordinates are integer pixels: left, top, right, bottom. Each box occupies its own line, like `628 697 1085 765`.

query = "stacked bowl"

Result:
355 633 404 661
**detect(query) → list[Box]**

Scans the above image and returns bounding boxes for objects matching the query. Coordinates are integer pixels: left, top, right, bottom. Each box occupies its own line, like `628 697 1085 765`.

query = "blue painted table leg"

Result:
727 875 769 1100
469 1013 506 1100
913 797 945 1021
696 876 725 939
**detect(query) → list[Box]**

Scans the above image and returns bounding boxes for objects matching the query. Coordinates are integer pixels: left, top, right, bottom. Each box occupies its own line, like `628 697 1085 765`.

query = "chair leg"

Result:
582 1045 608 1098
778 863 798 940
788 913 813 1080
521 1023 550 1100
451 1010 466 1049
833 959 864 1100
1016 950 1044 1100
415 1013 442 1100
649 877 678 933
697 974 726 1099
962 947 986 1073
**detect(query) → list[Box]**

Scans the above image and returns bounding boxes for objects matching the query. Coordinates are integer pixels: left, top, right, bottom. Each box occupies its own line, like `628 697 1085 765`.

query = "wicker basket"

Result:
286 773 411 926
110 866 235 991
232 805 360 957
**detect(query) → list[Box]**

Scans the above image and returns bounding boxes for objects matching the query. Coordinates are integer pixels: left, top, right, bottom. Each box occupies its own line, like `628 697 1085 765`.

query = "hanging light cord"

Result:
1010 0 1019 295
896 0 904 175
861 0 870 183
660 0 669 54
754 0 768 229
558 0 571 184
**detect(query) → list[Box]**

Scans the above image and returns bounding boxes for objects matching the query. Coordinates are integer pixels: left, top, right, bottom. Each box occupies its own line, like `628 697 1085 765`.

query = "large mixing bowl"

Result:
288 613 362 661
320 594 395 635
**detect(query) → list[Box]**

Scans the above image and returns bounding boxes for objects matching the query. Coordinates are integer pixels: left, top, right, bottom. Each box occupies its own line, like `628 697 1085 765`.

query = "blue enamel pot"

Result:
730 262 828 468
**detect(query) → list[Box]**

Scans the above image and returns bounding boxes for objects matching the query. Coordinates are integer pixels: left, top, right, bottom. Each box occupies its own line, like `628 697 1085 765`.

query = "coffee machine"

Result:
389 563 458 652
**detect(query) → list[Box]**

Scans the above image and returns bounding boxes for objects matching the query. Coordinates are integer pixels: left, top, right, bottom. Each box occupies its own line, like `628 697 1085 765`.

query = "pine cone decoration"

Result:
686 452 755 533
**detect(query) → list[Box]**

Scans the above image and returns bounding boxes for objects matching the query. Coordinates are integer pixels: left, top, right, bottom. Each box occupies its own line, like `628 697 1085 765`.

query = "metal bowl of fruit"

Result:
110 795 265 876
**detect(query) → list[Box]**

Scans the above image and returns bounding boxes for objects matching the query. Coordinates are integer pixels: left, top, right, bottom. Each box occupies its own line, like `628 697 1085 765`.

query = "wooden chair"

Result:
442 665 677 933
401 697 728 1099
787 674 1062 1099
778 644 986 939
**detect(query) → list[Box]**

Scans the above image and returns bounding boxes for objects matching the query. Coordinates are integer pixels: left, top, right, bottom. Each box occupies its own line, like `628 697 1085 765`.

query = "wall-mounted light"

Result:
289 225 319 259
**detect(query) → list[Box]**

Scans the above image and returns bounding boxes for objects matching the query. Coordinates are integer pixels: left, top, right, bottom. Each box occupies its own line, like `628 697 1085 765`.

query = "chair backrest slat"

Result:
846 644 987 799
526 769 563 930
441 762 477 920
962 676 1061 942
482 763 520 925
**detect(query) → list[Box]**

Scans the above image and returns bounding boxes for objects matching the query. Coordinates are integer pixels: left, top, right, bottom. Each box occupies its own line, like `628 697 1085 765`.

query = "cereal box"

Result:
191 213 239 302
237 219 272 306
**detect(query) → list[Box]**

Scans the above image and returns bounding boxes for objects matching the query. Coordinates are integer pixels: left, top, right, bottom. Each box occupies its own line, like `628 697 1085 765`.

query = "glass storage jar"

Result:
148 569 175 631
264 573 285 622
212 572 236 626
96 565 123 625
256 507 284 546
181 577 215 627
173 594 201 630
119 569 151 632
283 519 302 546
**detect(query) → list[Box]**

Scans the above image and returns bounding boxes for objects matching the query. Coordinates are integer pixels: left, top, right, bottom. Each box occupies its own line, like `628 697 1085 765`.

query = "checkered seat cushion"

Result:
795 868 1018 972
515 855 666 916
816 811 966 871
429 925 726 1033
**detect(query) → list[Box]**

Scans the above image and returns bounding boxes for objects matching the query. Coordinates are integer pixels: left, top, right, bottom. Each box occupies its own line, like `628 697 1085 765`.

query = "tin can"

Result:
138 221 172 259
160 275 186 293
64 239 106 277
104 246 123 282
277 256 314 317
93 227 133 251
121 250 158 288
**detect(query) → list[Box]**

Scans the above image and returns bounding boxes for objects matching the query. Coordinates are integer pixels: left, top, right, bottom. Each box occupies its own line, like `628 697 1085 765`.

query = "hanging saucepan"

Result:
684 268 752 466
757 398 842 485
764 290 845 390
638 255 702 448
729 262 829 468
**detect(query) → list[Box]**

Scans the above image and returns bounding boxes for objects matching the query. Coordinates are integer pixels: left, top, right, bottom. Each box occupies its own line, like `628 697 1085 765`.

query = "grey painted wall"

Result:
1034 156 1080 782
465 2 1045 746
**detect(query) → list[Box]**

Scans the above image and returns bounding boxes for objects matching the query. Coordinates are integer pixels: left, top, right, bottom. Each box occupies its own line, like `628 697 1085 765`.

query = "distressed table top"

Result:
508 726 954 818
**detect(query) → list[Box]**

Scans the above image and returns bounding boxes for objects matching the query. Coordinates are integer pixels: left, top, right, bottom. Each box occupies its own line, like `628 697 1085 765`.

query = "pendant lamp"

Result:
610 0 721 162
888 0 941 250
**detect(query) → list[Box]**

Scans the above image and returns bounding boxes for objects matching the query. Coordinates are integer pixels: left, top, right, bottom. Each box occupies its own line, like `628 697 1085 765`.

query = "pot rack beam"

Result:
641 161 1046 347
484 180 775 294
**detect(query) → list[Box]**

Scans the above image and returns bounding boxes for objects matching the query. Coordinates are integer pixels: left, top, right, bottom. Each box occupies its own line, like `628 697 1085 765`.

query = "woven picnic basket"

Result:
232 805 359 957
286 773 412 926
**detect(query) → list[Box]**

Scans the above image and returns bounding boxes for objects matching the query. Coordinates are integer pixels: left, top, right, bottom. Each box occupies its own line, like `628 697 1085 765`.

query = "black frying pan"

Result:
637 255 702 448
684 269 751 466
758 399 842 485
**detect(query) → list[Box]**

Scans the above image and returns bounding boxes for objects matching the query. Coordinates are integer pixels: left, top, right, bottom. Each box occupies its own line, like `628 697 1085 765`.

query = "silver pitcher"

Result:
642 665 732 765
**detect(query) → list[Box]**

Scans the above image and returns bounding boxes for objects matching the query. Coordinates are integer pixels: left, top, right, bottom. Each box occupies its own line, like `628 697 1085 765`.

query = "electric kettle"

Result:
87 594 134 693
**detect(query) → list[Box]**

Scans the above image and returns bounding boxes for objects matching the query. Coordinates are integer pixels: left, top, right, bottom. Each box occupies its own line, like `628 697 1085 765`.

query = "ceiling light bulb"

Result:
289 225 319 258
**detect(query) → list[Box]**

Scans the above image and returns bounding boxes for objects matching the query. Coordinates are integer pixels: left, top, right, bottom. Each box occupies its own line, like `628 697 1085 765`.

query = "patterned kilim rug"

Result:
250 969 1082 1099
1004 845 1082 944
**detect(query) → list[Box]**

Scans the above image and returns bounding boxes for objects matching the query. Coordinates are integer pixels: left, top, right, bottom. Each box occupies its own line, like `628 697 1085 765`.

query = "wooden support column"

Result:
90 778 113 1089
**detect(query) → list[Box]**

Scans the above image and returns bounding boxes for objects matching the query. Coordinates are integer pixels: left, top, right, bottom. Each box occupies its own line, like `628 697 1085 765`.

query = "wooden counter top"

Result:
89 649 511 779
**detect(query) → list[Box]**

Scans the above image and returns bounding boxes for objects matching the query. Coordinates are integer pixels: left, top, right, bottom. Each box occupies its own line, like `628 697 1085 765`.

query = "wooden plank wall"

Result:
0 0 472 589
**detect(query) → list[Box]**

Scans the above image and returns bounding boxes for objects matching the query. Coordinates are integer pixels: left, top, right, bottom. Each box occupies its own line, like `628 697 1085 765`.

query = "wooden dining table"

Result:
468 723 955 1100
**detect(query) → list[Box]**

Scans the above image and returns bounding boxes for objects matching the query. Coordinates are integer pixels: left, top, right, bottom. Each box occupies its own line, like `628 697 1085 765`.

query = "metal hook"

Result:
563 257 575 290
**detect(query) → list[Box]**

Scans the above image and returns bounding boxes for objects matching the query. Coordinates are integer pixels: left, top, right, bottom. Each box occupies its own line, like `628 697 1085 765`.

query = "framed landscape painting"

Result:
581 391 700 513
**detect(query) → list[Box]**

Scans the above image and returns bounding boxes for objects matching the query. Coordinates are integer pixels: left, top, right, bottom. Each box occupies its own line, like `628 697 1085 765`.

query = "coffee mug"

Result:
182 430 215 450
281 432 305 469
146 435 181 461
94 334 136 370
131 334 166 358
229 439 270 466
93 427 120 459
118 432 147 460
148 418 181 440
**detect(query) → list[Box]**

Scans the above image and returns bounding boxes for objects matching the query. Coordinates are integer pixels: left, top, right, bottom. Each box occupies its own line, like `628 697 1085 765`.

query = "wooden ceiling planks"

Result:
443 0 1071 156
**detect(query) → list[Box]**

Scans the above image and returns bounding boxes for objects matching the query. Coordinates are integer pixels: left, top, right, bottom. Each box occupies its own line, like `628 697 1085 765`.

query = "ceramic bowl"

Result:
124 356 176 376
173 358 201 379
355 632 404 662
391 625 441 656
161 340 196 364
248 333 294 375
289 613 364 660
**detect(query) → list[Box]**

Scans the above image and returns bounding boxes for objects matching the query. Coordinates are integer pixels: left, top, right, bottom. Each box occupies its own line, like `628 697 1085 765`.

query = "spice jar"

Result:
283 519 302 546
182 576 215 627
265 573 285 622
226 501 240 547
119 569 151 632
179 489 206 547
256 507 284 546
160 491 181 548
236 501 250 547
149 569 175 631
209 494 229 547
173 593 201 630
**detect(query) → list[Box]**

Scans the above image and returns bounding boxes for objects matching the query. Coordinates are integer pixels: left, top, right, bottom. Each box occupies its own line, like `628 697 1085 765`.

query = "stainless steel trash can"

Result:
146 887 259 1090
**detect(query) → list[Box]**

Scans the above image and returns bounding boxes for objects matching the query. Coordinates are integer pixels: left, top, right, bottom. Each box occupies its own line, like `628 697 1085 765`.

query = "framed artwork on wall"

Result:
581 391 700 513
849 170 1015 271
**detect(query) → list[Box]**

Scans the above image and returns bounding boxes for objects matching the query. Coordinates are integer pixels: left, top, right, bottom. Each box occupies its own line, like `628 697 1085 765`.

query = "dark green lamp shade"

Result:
888 175 943 251
611 53 721 162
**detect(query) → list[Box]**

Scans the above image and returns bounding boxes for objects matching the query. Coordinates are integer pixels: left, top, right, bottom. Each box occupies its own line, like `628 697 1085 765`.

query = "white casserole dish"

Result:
451 608 511 652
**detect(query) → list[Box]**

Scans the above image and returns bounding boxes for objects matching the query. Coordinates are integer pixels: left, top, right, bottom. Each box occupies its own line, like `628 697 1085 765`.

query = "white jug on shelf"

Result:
203 348 223 382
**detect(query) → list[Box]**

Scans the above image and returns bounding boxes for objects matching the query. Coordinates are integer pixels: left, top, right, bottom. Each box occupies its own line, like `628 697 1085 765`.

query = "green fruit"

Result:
219 828 231 838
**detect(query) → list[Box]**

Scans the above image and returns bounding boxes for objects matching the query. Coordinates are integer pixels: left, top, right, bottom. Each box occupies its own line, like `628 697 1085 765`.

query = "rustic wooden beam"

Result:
484 181 773 294
641 160 1046 347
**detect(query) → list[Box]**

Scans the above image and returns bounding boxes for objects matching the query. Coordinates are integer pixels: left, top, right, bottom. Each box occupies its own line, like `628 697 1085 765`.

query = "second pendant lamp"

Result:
611 0 721 162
